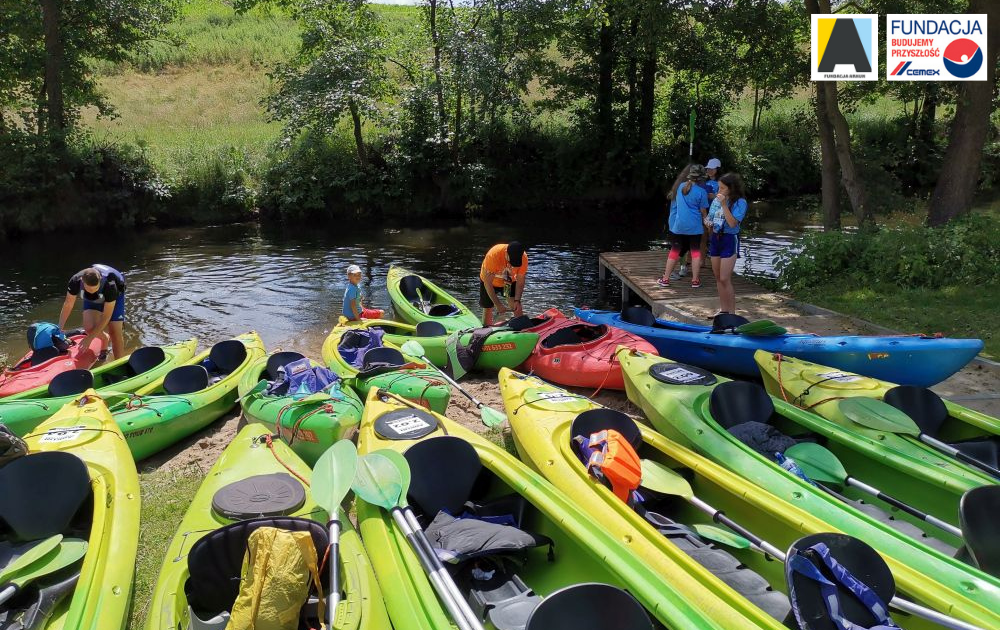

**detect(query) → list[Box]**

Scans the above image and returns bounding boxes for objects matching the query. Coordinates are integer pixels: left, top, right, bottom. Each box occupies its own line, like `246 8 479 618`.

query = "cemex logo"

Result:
811 14 879 81
887 15 987 81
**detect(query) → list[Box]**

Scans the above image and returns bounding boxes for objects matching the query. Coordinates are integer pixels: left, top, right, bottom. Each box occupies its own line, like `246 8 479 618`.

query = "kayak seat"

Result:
524 583 653 630
356 347 407 379
960 485 1000 576
209 340 248 375
265 351 306 380
405 436 483 517
429 303 460 317
163 365 210 396
951 438 999 469
883 385 949 436
28 346 63 367
128 346 166 376
185 516 328 625
709 381 775 430
540 327 582 349
621 306 657 328
47 369 94 397
211 473 306 520
570 409 643 449
338 329 384 369
505 315 549 331
399 275 428 303
416 321 448 337
711 313 751 334
0 451 91 542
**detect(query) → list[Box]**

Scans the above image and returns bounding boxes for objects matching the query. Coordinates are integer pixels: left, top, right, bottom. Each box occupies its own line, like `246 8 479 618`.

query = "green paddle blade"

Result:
735 320 787 336
238 379 268 402
312 440 359 516
785 443 848 486
352 451 404 510
400 340 426 359
639 459 693 500
377 450 412 503
693 524 751 549
480 405 507 428
4 539 87 590
289 391 335 407
0 535 63 585
839 397 920 436
444 333 467 381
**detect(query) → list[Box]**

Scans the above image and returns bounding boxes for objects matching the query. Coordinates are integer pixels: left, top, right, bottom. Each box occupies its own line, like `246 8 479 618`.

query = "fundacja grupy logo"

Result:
942 38 983 78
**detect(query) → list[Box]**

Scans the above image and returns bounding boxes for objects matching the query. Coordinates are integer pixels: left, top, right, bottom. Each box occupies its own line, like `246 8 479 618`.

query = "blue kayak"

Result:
575 307 983 387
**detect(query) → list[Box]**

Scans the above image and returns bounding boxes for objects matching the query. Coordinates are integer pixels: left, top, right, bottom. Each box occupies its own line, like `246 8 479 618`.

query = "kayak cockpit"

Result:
538 324 608 349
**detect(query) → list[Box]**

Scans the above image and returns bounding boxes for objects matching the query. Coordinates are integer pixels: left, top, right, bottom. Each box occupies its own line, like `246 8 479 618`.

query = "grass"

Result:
130 464 206 630
795 282 998 359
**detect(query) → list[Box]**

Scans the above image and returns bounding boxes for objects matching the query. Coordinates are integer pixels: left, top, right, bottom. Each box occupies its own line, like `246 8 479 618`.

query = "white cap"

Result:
706 158 722 170
347 265 362 274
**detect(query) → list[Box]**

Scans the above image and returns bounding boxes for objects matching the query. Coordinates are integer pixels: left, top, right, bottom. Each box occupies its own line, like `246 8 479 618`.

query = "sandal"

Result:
691 279 702 288
656 278 671 287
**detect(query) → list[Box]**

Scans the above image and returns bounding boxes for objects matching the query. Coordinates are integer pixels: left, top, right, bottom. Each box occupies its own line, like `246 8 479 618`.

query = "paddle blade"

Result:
0 535 62 584
9 539 88 588
839 397 919 436
480 405 507 428
736 320 787 336
352 452 404 510
693 524 751 549
444 333 466 381
376 450 412 501
400 340 426 359
785 443 848 486
640 459 693 500
312 440 358 515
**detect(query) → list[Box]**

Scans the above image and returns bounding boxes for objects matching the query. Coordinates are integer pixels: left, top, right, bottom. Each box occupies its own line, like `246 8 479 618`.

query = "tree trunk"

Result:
637 43 656 156
928 1 999 226
348 99 368 168
428 0 447 139
596 19 615 141
626 17 639 133
40 0 64 136
453 88 462 164
814 82 841 230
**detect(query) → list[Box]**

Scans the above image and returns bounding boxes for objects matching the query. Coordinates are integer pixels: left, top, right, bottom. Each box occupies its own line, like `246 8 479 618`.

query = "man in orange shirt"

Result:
479 241 527 325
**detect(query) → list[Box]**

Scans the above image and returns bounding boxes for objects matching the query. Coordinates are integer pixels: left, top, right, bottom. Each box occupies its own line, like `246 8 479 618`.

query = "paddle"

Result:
0 538 88 606
839 398 1000 480
692 524 751 549
416 288 432 314
353 450 483 630
311 440 359 630
735 320 787 336
400 340 507 428
639 458 986 630
785 442 964 539
0 535 63 585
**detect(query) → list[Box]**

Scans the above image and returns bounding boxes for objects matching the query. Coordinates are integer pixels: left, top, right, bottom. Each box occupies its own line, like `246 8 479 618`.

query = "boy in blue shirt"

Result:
343 265 384 321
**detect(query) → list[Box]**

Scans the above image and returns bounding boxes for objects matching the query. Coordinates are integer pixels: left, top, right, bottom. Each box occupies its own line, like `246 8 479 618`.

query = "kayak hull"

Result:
386 265 481 332
0 339 198 437
619 347 1000 630
577 308 982 386
143 423 390 630
0 334 108 398
238 354 364 466
377 321 538 372
356 388 730 630
18 391 140 630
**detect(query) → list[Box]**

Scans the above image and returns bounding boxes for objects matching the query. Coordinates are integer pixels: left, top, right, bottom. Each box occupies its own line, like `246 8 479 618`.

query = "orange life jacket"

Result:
585 429 642 502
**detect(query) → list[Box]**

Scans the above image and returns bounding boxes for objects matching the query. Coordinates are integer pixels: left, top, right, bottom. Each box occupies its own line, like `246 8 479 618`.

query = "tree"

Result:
928 0 1000 226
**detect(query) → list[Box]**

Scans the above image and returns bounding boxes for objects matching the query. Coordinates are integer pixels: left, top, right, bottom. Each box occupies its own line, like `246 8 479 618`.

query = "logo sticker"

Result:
817 371 862 383
386 414 433 435
867 352 890 360
533 391 579 404
40 425 87 443
483 342 516 352
887 14 987 81
658 367 706 384
811 14 879 81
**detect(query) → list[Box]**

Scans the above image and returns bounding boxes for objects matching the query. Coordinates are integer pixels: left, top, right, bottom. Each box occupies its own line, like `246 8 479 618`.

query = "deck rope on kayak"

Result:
589 354 619 398
373 371 444 411
281 404 333 446
773 353 849 410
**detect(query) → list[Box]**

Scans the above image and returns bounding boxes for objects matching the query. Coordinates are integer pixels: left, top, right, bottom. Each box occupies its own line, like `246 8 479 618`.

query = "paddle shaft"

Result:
919 434 1000 480
843 477 963 539
0 585 14 605
328 519 341 629
413 355 486 409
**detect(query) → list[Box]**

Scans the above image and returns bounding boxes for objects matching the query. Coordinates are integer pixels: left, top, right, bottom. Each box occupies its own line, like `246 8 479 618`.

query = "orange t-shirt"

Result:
479 244 528 288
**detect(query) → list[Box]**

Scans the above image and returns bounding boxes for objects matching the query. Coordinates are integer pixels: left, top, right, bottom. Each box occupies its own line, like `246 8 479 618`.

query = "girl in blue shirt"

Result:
658 165 709 288
704 172 748 316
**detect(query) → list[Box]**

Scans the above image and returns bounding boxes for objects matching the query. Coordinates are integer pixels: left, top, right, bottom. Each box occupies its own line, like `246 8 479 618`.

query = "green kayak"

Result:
0 339 197 436
619 347 1000 630
238 350 364 466
359 318 537 372
356 388 730 630
144 423 390 630
322 322 451 414
386 265 481 332
111 332 266 461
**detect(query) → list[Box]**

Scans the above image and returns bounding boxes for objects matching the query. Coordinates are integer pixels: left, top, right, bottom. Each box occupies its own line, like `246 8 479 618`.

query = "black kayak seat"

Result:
47 369 94 398
428 303 460 317
185 516 328 622
505 315 549 331
540 327 583 349
0 451 91 542
951 438 1000 469
28 346 63 367
362 347 405 371
621 306 657 328
405 436 483 518
209 340 248 375
960 485 1000 577
711 313 751 333
399 275 428 303
883 385 948 436
163 365 210 395
127 346 166 376
571 409 643 450
416 321 448 338
524 583 653 630
709 381 775 430
265 351 306 380
785 533 896 630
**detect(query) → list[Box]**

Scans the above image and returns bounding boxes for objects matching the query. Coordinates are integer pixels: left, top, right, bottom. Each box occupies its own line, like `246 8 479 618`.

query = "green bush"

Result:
776 214 1000 292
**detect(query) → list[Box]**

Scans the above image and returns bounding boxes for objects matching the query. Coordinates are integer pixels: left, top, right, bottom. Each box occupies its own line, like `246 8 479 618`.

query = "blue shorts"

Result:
83 293 126 322
709 233 739 259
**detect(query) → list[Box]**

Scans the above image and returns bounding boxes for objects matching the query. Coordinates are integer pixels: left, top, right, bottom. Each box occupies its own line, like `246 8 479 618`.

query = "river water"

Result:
0 203 820 364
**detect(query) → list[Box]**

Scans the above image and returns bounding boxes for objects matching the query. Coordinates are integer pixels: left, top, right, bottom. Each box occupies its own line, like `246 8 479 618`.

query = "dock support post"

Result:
621 283 631 310
598 259 606 282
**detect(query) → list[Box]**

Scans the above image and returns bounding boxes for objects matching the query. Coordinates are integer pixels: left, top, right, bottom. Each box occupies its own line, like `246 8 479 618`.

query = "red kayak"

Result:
0 334 107 398
511 308 658 390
